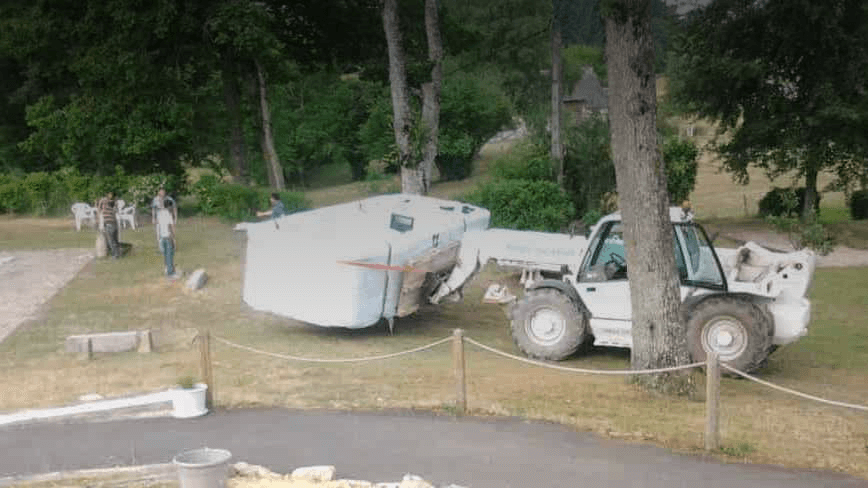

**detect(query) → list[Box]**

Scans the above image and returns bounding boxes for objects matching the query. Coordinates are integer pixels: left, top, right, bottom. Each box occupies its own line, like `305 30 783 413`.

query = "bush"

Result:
849 189 868 220
490 142 554 181
662 137 699 204
562 116 616 217
462 179 575 232
436 135 476 181
192 175 308 221
125 173 186 209
0 181 27 214
759 187 821 218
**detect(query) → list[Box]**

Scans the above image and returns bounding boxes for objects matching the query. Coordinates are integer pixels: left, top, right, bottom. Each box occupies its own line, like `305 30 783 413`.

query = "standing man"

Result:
151 187 177 252
97 190 121 259
156 198 179 279
256 192 286 220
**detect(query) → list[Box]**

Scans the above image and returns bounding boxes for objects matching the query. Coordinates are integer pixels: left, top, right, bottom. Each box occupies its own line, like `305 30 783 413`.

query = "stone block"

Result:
66 331 141 354
185 268 208 291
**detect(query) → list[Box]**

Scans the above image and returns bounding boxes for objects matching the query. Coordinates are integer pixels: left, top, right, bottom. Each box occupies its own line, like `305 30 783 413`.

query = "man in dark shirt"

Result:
256 192 286 220
97 190 121 259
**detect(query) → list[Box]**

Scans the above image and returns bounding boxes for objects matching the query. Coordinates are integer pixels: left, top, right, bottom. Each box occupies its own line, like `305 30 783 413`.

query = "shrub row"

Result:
849 189 868 220
191 174 308 221
758 187 821 218
0 169 184 216
461 179 575 232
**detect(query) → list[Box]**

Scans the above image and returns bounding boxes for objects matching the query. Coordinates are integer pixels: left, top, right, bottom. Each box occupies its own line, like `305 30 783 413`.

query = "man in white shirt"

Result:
156 198 179 279
152 187 177 253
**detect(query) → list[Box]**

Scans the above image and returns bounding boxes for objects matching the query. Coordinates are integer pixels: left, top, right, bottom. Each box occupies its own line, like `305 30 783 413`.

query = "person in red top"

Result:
96 190 121 259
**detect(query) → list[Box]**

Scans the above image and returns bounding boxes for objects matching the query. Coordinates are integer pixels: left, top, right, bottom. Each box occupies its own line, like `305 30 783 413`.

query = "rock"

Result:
327 481 373 488
373 484 400 488
0 256 14 266
232 462 280 478
399 476 434 488
291 465 336 482
185 268 208 291
78 393 104 402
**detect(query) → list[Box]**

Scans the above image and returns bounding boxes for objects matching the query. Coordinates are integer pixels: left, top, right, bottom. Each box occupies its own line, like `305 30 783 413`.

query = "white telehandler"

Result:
430 205 816 373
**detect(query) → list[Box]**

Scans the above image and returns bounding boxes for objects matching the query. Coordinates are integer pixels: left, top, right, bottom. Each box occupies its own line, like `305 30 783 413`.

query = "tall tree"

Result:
551 2 565 185
603 0 694 394
668 0 868 220
382 0 424 194
420 0 443 185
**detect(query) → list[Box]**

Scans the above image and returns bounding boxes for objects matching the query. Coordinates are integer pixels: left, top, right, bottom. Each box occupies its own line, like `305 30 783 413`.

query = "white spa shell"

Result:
234 194 490 328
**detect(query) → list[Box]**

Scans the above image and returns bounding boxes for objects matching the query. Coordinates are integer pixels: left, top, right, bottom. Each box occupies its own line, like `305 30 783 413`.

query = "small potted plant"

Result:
172 374 208 418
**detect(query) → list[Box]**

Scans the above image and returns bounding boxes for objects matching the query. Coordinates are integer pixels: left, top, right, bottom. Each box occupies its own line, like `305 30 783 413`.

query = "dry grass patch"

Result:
1 188 868 480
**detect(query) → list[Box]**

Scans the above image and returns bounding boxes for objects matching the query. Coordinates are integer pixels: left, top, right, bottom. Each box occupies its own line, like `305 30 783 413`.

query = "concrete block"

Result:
137 330 152 353
66 331 140 354
185 268 208 291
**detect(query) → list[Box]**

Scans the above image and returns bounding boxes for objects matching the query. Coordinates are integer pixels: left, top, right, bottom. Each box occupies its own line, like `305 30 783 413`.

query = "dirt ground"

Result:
0 249 94 344
1 226 867 346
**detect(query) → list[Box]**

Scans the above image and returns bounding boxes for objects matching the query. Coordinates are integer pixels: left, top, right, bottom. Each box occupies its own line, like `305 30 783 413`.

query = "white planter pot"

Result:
172 383 208 419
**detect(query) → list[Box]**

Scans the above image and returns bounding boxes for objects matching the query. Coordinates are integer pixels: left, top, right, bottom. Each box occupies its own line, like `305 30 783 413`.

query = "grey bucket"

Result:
173 448 232 488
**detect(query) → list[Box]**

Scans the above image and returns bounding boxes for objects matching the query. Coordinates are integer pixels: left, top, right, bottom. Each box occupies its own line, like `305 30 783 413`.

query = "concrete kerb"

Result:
0 463 176 487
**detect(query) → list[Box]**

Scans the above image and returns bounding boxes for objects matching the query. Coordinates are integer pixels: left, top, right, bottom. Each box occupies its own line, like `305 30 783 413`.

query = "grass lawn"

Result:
1 213 867 480
2 136 868 480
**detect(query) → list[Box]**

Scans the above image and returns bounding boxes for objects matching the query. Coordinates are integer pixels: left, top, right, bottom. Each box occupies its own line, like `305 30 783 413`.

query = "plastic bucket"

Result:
173 448 232 488
172 383 208 419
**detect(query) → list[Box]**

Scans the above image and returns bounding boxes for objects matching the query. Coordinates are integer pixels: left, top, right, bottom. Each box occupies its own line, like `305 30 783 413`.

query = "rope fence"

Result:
200 328 868 452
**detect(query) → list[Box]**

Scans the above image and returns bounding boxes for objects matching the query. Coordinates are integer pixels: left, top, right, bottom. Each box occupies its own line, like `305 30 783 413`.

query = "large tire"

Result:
685 296 774 375
509 289 587 361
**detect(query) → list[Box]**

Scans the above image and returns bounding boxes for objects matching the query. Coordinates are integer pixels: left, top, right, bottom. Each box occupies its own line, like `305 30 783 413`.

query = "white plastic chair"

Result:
118 204 137 230
71 203 97 231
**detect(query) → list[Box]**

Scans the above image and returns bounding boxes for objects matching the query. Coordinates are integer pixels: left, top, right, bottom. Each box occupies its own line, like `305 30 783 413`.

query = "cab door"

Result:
576 221 633 346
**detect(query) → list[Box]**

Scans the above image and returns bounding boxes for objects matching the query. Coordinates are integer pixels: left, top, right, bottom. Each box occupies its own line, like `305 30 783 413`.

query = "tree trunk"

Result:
222 65 248 184
551 13 564 186
382 0 421 194
604 0 694 395
802 163 819 222
255 59 284 190
420 0 442 190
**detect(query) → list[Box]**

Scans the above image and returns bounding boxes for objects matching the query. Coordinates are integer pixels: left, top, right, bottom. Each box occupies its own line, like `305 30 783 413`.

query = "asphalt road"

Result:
1 408 865 488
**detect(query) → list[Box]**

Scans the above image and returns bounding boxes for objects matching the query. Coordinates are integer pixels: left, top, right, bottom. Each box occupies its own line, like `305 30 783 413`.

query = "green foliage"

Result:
849 190 868 220
192 175 307 221
662 137 699 204
668 0 868 218
766 215 835 256
562 115 616 216
124 173 185 209
563 45 607 86
462 179 575 232
436 69 513 181
759 187 821 218
176 375 196 390
490 142 554 181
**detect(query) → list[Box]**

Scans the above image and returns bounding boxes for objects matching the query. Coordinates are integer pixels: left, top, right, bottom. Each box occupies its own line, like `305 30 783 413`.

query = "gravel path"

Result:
0 249 94 344
718 230 868 267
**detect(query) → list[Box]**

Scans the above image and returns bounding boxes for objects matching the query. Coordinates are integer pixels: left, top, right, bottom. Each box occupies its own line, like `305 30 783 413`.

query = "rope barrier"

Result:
213 335 451 363
464 337 705 375
212 333 868 413
721 364 868 412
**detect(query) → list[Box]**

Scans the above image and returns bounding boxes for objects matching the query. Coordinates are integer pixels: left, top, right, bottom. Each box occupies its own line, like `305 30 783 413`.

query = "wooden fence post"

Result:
198 330 215 409
452 329 467 415
705 351 720 451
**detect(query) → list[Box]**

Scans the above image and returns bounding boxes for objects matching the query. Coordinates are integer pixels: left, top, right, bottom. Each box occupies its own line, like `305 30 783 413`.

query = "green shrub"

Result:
759 187 821 217
562 116 616 216
436 135 476 181
192 175 308 221
462 179 575 232
849 189 868 220
125 173 186 209
662 137 699 204
490 142 554 181
0 181 27 214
